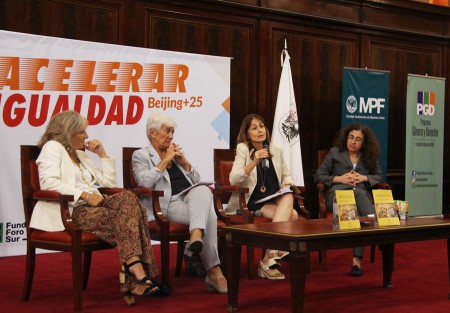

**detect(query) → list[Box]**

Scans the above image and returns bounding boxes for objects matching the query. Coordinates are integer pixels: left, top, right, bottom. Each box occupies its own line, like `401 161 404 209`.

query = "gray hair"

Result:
146 113 177 140
38 110 87 151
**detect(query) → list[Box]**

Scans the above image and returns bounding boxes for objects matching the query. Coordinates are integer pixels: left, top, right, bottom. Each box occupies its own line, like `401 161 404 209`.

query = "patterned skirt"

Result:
73 190 159 292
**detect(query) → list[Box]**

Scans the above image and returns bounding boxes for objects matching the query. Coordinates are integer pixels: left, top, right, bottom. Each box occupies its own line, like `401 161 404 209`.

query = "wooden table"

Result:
224 217 450 313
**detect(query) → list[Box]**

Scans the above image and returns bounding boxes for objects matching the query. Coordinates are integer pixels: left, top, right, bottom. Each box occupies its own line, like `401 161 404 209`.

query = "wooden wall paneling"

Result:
261 0 362 23
0 0 128 45
361 34 444 199
133 1 259 147
362 1 449 36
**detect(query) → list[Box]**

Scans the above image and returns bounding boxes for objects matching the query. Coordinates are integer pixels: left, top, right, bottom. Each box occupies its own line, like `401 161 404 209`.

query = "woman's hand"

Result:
173 144 191 171
350 170 368 185
334 170 367 186
254 148 269 161
166 142 191 171
83 192 104 207
85 140 108 158
334 171 357 186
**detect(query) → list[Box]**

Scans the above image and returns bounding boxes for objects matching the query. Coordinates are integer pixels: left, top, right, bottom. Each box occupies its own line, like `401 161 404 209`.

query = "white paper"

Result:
254 186 292 204
174 181 215 197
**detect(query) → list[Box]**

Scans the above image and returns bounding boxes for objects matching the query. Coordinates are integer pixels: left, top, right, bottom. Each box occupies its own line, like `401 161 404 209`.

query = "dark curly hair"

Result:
333 123 380 171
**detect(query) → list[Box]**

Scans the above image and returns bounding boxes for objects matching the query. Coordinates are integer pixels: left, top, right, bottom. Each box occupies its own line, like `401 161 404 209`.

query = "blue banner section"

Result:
341 68 390 180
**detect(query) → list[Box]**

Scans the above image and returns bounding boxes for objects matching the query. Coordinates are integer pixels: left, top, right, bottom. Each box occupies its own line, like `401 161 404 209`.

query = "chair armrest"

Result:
214 184 253 222
98 187 126 195
149 189 169 225
32 190 79 232
375 183 391 190
211 188 230 224
292 186 311 220
317 182 326 192
316 182 329 219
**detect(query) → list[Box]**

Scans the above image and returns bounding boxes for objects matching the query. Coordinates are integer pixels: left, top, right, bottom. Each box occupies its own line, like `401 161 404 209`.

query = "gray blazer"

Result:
314 147 383 212
132 145 200 220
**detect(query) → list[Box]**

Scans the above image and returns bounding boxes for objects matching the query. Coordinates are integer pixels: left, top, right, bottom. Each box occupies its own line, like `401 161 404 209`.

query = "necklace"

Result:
71 156 92 187
256 163 267 193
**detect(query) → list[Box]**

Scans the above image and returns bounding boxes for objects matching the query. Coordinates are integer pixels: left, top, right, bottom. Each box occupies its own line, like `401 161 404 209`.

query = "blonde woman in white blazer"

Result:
30 110 165 305
228 114 298 280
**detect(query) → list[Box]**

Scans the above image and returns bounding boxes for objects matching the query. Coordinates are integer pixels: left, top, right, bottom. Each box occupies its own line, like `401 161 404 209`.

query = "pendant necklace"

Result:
257 163 267 193
71 156 92 187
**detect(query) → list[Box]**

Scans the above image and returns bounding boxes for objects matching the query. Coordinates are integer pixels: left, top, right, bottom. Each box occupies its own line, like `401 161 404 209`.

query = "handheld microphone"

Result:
262 141 270 169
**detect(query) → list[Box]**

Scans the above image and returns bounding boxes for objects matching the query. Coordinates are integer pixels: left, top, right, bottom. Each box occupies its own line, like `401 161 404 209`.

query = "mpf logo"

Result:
346 96 385 114
417 91 435 116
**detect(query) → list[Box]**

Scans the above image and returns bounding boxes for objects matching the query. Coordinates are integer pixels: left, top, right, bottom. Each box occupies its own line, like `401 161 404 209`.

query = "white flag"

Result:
272 48 304 186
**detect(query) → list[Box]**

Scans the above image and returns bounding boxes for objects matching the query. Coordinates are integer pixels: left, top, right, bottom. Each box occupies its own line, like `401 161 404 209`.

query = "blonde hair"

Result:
38 110 87 152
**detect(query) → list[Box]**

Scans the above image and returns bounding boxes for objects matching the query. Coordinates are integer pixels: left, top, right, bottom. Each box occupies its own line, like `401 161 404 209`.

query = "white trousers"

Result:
165 185 220 271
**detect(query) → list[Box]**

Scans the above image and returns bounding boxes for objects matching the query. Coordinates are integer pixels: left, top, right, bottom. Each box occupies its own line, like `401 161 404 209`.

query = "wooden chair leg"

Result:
319 250 328 271
22 246 35 301
82 251 92 290
72 248 83 311
175 241 185 277
247 245 255 279
370 245 376 263
161 239 170 284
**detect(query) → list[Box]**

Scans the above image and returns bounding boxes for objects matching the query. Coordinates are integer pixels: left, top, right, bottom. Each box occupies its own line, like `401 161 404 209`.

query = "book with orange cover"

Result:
372 189 400 226
335 190 361 230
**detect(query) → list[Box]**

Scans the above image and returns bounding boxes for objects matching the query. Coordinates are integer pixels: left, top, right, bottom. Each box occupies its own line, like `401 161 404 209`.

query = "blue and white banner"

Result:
341 68 390 179
0 30 231 256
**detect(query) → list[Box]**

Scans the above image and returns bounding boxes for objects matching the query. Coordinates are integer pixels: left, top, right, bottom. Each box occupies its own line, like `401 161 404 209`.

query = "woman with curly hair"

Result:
314 123 382 277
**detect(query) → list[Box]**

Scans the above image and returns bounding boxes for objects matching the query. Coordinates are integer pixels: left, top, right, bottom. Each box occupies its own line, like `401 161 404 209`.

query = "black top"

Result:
167 163 191 195
247 159 278 211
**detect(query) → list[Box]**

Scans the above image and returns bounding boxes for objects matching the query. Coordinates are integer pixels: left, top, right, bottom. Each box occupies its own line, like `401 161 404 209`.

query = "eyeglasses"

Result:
347 135 363 143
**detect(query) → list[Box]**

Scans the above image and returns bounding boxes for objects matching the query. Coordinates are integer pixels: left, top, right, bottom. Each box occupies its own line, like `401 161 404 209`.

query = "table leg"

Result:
447 238 450 299
226 234 241 312
289 249 307 313
380 243 394 288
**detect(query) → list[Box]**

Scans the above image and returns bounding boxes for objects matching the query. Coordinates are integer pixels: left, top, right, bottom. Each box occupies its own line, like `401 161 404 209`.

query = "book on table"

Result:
372 189 400 226
335 189 361 230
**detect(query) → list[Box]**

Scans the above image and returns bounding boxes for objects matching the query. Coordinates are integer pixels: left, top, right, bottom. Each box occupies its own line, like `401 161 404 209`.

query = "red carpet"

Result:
1 240 449 312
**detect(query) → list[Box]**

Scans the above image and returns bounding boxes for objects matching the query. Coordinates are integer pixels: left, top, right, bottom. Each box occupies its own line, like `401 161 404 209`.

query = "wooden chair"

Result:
316 149 391 270
20 145 116 311
213 148 311 279
122 147 190 284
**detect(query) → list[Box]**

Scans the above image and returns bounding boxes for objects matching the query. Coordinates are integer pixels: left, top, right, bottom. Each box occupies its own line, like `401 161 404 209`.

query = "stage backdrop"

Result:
0 30 231 257
405 74 445 216
341 68 390 180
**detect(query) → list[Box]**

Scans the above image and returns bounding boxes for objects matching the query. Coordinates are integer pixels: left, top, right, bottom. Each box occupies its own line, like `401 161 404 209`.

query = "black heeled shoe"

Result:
120 260 160 305
184 239 203 257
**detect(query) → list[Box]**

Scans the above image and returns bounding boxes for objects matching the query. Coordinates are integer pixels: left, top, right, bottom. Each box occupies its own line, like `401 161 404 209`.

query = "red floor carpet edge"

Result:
1 239 449 313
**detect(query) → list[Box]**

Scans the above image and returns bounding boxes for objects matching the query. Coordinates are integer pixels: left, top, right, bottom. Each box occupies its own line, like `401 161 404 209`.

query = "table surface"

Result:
224 216 450 313
223 216 450 242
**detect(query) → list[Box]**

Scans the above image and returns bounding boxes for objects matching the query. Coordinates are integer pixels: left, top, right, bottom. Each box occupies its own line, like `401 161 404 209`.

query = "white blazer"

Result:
30 140 116 232
227 142 293 214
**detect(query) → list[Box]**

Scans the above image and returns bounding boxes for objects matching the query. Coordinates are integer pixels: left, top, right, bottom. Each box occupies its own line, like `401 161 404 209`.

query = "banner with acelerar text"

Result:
0 30 231 256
